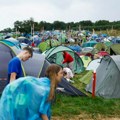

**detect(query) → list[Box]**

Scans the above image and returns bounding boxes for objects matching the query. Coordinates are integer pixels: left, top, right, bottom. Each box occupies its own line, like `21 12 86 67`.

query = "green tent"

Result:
38 39 60 52
104 41 113 47
94 42 113 53
94 42 107 51
79 70 93 84
0 33 4 40
107 44 120 55
58 33 66 44
43 45 85 74
81 56 92 68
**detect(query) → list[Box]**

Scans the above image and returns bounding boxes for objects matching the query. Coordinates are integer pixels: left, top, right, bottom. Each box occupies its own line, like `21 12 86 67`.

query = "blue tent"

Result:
82 40 98 47
1 38 21 49
68 45 82 53
112 37 120 44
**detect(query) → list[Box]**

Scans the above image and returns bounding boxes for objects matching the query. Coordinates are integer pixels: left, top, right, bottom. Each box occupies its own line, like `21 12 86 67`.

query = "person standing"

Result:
0 64 63 120
62 51 74 71
8 46 33 83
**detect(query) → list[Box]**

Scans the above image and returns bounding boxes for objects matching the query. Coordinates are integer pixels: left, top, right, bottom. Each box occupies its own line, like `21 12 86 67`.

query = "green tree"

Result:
94 20 110 26
53 21 66 30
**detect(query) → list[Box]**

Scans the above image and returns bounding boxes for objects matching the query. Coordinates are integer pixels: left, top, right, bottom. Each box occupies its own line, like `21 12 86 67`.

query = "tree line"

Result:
1 18 120 33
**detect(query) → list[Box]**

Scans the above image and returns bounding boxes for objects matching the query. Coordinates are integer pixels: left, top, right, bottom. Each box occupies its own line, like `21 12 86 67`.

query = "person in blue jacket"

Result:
8 46 33 83
0 64 63 120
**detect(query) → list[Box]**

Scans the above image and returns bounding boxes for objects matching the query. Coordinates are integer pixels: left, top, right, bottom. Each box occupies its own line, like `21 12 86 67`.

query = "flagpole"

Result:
32 23 34 36
16 28 18 39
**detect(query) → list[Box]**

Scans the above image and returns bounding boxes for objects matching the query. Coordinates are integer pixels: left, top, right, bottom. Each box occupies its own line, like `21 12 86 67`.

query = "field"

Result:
52 71 120 120
0 30 120 120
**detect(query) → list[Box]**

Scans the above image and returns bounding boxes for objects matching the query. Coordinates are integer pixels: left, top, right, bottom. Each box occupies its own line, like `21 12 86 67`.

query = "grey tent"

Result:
43 45 85 74
0 42 86 96
58 78 87 96
0 42 23 93
86 55 120 98
0 42 48 93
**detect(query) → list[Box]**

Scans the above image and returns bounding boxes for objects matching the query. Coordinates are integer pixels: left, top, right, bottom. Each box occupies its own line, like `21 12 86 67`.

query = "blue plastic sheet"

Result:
0 76 51 120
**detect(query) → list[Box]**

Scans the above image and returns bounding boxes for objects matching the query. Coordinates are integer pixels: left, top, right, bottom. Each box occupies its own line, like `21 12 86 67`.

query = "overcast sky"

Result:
0 0 119 30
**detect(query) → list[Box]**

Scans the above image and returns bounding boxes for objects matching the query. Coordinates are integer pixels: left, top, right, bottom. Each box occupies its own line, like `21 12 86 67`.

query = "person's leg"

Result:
68 61 74 73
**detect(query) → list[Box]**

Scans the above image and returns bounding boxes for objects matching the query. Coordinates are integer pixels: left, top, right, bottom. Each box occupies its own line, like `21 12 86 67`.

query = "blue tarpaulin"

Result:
0 76 51 120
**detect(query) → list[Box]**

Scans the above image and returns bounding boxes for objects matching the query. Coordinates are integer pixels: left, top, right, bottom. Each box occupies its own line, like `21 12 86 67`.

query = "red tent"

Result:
98 51 109 56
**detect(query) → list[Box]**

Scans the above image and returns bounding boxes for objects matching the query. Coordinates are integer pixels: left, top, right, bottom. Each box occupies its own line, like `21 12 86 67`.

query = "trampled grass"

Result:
52 71 120 119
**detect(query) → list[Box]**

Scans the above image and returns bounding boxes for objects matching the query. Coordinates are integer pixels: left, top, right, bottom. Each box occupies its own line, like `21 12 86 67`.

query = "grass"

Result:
52 71 120 119
1 71 119 119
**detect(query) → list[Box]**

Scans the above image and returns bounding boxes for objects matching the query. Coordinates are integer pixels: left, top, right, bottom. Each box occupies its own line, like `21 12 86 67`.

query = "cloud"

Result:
0 0 120 30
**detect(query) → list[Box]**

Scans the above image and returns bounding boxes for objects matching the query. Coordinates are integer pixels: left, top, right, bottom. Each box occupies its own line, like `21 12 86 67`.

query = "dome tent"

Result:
82 40 98 48
38 39 60 52
43 45 85 74
86 55 120 98
0 41 48 93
